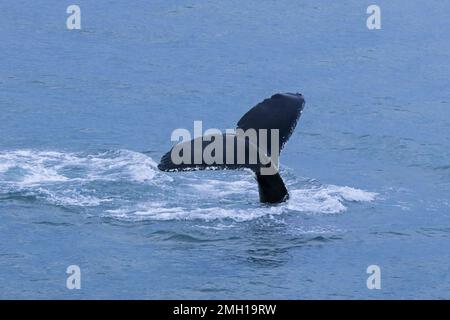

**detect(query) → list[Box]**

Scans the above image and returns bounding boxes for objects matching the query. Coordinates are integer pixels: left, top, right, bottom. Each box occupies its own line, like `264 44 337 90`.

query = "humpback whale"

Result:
158 93 305 203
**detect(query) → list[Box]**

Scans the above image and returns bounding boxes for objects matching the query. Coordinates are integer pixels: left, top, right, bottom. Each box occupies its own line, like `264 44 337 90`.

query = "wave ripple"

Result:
0 149 377 222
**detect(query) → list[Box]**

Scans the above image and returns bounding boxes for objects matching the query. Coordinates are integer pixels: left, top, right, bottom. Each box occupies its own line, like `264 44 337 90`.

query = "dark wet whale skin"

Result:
158 93 305 203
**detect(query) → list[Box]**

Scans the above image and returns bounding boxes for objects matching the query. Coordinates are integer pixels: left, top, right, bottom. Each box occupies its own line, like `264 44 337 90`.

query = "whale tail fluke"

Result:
157 93 305 203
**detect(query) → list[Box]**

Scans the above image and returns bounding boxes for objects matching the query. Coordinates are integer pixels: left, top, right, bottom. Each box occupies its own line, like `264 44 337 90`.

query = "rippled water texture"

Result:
0 0 449 298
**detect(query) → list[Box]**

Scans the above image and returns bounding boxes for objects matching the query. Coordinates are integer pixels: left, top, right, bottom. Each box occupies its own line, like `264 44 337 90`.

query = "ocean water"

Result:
0 0 449 299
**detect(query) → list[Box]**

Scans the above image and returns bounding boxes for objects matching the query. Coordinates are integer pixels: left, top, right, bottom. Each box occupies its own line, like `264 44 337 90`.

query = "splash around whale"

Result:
158 93 305 203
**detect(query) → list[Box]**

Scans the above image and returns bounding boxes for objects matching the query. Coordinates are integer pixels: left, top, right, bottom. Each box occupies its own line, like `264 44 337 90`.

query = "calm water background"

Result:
0 0 449 299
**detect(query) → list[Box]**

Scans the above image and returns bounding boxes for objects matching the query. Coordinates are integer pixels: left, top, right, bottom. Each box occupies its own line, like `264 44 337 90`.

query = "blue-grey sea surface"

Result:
0 0 449 298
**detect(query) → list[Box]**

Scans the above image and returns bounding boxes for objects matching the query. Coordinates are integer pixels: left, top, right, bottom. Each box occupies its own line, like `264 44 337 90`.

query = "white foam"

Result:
0 162 13 172
105 184 377 221
0 150 68 185
287 185 377 214
0 149 172 207
187 178 257 197
0 149 170 185
105 202 284 222
324 185 378 202
35 188 112 207
0 149 377 220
